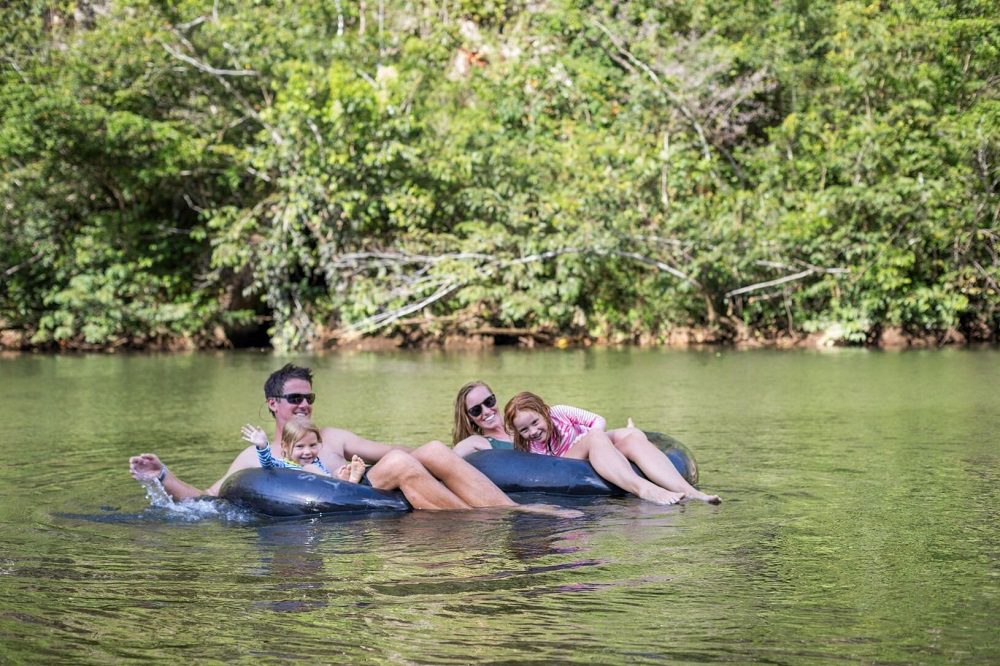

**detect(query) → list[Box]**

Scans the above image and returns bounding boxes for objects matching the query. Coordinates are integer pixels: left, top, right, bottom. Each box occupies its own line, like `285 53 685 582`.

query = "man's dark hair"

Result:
264 363 313 399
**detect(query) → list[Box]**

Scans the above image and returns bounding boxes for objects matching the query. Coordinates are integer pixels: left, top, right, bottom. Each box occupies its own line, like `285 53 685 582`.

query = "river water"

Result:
0 348 996 663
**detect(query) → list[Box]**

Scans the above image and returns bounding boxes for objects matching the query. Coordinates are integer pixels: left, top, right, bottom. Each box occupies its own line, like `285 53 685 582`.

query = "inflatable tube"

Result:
219 467 411 516
217 431 699 515
465 431 699 496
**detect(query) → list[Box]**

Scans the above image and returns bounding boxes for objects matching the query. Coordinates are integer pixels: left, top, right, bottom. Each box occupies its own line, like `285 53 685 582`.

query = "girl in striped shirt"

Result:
504 392 721 505
241 419 366 483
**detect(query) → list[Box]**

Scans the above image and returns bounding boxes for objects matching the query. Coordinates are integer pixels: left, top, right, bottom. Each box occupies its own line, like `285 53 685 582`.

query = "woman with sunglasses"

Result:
452 381 514 457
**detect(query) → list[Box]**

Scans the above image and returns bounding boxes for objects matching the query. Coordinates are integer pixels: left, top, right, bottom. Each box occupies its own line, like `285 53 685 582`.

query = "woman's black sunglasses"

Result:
276 393 316 405
467 394 497 418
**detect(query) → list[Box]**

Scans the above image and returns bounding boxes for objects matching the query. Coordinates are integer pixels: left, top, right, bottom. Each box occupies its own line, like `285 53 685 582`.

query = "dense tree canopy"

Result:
1 0 997 350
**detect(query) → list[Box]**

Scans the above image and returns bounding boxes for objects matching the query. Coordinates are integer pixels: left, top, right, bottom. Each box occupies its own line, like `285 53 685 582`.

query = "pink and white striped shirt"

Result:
529 404 607 457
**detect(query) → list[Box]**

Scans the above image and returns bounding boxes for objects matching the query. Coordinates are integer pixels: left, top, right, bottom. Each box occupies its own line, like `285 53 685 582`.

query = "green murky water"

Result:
0 348 996 663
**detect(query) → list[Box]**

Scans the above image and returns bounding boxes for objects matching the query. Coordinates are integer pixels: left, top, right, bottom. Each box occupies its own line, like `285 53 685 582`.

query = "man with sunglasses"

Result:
129 363 543 511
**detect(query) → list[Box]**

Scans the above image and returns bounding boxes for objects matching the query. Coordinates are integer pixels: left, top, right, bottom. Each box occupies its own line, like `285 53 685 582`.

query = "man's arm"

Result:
329 427 397 463
202 446 261 495
129 447 260 500
130 453 205 500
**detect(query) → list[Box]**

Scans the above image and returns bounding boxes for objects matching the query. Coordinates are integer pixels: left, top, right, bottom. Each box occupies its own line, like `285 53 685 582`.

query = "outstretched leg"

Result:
411 441 583 518
411 440 517 507
366 449 472 510
567 432 685 505
607 428 721 504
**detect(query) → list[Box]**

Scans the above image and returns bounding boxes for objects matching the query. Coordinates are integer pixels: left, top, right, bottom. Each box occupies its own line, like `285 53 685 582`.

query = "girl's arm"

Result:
241 424 280 469
552 405 607 431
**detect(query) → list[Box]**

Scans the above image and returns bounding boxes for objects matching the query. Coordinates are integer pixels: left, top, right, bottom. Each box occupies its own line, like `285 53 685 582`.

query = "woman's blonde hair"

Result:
452 380 493 444
280 417 323 459
504 391 555 453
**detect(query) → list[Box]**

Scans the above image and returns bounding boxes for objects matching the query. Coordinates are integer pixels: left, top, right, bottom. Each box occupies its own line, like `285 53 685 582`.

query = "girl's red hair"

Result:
503 391 555 453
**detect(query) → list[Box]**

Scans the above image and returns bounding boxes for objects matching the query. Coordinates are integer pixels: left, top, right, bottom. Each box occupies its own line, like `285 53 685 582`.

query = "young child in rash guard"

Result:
504 391 721 505
240 418 366 483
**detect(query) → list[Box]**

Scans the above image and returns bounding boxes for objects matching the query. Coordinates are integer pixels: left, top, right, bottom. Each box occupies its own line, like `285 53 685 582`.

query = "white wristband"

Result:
157 465 168 483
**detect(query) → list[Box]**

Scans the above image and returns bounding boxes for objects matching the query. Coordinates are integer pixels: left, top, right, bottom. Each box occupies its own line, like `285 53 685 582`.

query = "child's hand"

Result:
241 424 269 450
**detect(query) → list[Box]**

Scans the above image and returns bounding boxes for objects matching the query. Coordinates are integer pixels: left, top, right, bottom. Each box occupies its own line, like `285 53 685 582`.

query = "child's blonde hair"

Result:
280 417 323 459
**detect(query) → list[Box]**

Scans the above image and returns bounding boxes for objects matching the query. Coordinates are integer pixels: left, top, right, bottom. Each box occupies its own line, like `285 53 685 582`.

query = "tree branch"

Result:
160 43 258 77
161 35 284 147
589 19 713 163
725 266 849 299
3 250 46 277
346 280 461 332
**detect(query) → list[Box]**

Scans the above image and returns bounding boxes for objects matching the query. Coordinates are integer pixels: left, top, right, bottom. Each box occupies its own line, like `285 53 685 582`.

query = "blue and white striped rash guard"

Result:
256 446 331 475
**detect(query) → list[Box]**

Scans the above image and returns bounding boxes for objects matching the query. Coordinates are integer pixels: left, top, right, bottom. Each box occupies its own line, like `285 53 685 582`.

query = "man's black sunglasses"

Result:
467 394 497 418
274 393 316 405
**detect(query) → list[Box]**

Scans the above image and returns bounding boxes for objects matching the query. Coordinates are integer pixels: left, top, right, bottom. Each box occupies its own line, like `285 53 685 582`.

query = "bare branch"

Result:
972 260 1000 295
590 19 713 162
725 266 849 299
333 244 715 336
176 16 207 32
330 250 494 266
604 250 701 288
346 280 460 332
160 43 258 77
3 250 46 277
161 35 284 147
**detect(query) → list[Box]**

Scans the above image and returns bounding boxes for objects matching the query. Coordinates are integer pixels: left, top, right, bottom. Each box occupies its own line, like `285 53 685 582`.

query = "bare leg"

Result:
567 432 685 505
366 449 472 510
608 428 721 504
411 441 583 518
411 441 517 508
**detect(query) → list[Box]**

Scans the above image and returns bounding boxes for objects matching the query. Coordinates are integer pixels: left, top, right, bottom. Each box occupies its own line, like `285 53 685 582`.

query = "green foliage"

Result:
1 0 997 350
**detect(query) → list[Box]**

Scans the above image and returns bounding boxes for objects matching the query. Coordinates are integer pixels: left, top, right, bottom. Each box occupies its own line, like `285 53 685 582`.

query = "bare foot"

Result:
638 487 686 505
348 455 366 484
335 456 367 483
688 491 722 504
514 503 584 519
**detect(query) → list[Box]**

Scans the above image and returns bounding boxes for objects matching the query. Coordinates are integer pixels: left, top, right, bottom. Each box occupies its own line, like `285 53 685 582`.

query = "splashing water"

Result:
135 477 254 523
138 478 175 508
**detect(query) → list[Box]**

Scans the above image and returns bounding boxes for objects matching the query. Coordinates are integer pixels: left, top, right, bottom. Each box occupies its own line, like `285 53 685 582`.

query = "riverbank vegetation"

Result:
2 0 997 351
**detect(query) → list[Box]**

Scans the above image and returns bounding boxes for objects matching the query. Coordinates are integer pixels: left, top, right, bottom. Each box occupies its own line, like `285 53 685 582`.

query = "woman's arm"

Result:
453 435 492 457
